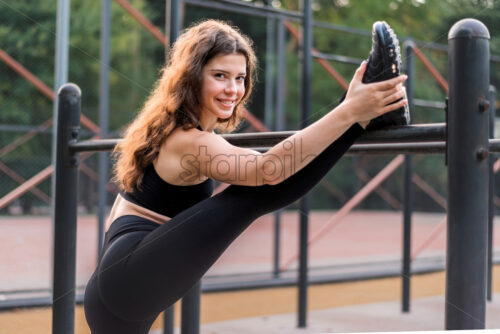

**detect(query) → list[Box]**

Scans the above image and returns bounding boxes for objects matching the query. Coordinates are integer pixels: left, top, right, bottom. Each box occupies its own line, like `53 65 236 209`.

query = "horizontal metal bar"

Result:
0 124 53 134
489 139 500 153
70 138 120 152
411 40 500 63
184 0 302 21
183 0 500 63
412 40 448 53
314 21 450 56
178 142 447 155
347 141 445 155
312 20 371 37
69 124 446 153
2 255 498 310
313 51 363 65
202 263 450 293
0 267 442 310
0 123 94 137
0 297 52 310
356 123 445 143
414 99 446 109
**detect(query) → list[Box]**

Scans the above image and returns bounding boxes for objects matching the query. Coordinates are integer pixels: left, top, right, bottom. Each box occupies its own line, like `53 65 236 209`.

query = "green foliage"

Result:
0 1 55 125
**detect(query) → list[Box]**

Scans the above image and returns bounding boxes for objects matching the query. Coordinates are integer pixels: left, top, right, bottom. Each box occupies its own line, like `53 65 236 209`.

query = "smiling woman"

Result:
200 53 247 125
83 19 408 333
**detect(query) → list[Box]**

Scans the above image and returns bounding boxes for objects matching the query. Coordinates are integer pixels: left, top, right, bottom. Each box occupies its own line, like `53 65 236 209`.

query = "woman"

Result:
84 20 407 333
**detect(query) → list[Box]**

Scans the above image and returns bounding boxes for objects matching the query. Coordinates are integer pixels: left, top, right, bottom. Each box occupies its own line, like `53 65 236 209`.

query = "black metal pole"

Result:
163 305 175 334
264 0 275 129
298 198 309 327
297 0 312 328
446 18 490 330
181 281 201 334
51 0 71 317
164 2 182 332
171 2 200 332
487 85 496 302
170 0 181 43
273 18 286 279
98 0 110 258
401 40 414 313
273 210 282 277
52 83 81 334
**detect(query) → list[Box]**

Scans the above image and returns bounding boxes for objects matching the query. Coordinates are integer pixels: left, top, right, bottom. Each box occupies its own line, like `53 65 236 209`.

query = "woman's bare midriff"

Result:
106 194 171 231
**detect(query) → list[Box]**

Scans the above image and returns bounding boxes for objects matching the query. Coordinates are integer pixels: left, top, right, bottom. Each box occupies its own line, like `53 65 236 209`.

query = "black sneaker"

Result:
363 21 410 130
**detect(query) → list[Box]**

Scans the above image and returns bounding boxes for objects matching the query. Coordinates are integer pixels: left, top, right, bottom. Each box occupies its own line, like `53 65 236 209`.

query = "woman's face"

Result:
199 53 247 129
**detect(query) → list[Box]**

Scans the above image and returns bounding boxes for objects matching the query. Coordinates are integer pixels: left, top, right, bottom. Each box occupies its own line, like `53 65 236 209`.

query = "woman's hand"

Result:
342 61 408 128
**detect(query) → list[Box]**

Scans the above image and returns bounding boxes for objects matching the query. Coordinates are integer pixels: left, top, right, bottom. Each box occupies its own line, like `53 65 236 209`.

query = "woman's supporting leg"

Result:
94 123 363 324
84 270 157 334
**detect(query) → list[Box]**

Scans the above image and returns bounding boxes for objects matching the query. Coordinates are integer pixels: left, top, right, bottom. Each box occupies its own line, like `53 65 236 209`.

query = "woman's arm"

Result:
183 62 407 186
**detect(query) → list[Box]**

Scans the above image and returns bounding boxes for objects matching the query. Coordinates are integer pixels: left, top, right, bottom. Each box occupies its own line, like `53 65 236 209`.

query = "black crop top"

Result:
121 164 214 217
121 125 214 217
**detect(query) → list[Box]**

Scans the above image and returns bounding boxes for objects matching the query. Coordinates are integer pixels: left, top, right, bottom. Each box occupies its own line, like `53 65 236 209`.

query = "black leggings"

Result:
84 124 363 333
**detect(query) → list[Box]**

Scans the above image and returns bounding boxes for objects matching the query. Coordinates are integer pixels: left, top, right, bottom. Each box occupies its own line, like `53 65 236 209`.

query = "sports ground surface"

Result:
1 210 499 333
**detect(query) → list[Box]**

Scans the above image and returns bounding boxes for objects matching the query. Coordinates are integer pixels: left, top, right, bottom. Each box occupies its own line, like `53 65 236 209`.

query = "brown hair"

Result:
113 20 257 192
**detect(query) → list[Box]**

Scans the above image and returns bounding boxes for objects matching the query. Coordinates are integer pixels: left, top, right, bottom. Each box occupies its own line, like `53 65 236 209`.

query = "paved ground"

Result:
162 294 500 334
2 269 499 334
1 211 499 333
2 210 499 293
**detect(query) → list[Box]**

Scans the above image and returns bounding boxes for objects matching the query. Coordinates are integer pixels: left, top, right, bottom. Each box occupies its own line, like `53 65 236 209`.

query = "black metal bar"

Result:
180 0 500 65
402 40 415 313
181 281 201 334
0 124 54 133
70 138 454 157
357 124 445 143
51 0 71 210
347 142 445 155
297 0 312 328
164 3 182 332
170 0 181 43
312 20 371 37
69 124 447 152
487 85 496 302
272 18 286 280
414 99 447 109
402 168 413 300
184 0 302 20
98 0 111 258
264 0 275 130
298 197 309 328
52 83 81 334
446 18 490 330
223 124 446 146
7 255 500 312
275 18 286 134
51 2 71 329
312 51 363 65
163 305 175 334
273 210 282 277
489 139 500 152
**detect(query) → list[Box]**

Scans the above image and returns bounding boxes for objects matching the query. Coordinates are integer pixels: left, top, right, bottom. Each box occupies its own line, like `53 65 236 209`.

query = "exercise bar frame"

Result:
52 18 492 334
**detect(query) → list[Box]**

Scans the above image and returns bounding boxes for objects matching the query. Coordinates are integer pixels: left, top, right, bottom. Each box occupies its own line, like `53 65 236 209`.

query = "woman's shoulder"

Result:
156 126 210 185
163 125 210 153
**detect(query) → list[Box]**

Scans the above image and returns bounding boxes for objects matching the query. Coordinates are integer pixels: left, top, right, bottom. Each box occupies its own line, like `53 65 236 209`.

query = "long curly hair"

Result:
113 20 257 192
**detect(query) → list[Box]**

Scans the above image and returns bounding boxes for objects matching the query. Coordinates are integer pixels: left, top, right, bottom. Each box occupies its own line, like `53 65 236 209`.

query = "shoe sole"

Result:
373 21 401 81
372 21 410 126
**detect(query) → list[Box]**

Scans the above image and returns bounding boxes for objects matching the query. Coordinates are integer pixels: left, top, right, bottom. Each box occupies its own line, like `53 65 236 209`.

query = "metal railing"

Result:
52 17 493 334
